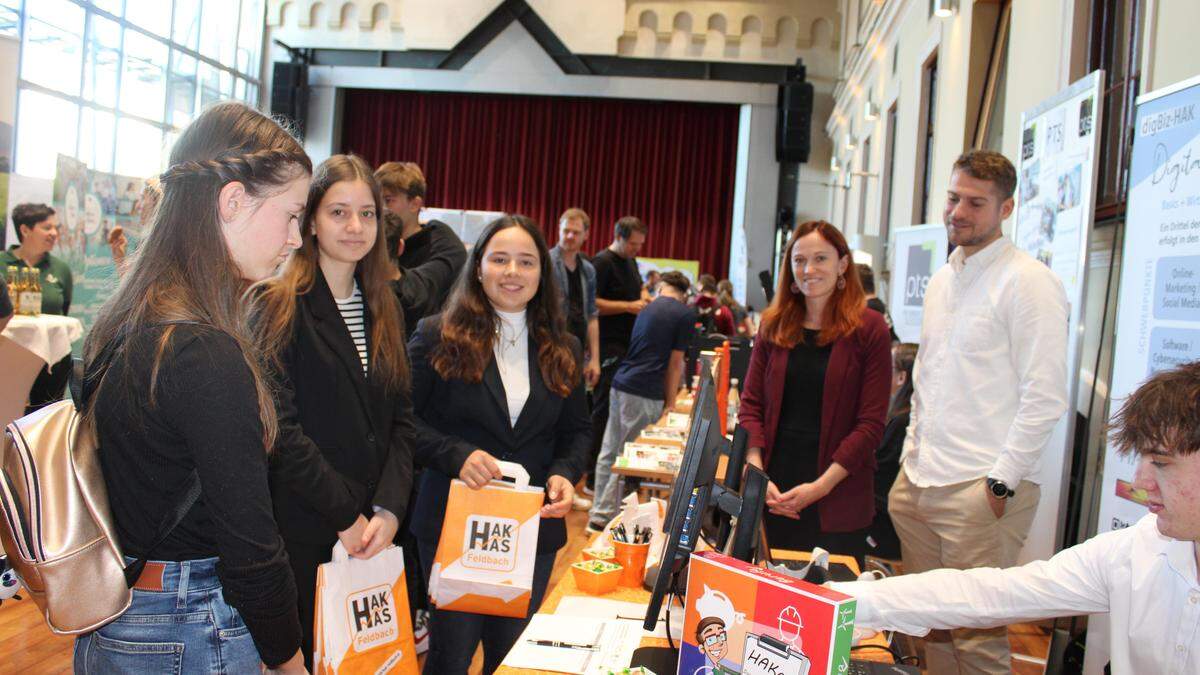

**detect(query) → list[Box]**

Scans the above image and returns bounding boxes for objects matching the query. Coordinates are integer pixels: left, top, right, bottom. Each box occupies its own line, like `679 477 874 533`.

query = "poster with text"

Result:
0 35 18 247
887 223 948 344
1099 75 1200 534
51 154 147 347
1013 71 1104 562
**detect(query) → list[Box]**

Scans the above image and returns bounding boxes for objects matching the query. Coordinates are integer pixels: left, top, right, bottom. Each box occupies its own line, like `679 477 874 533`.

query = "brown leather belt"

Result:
133 561 167 592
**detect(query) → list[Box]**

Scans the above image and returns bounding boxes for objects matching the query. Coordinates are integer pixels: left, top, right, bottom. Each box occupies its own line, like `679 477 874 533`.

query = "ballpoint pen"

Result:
527 639 599 651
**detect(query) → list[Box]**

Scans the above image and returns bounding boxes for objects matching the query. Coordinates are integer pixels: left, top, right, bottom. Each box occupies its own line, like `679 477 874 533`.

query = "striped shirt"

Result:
334 282 369 376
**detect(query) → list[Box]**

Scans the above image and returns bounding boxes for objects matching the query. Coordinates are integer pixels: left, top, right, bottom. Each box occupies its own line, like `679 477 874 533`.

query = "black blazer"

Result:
406 314 591 553
268 269 415 546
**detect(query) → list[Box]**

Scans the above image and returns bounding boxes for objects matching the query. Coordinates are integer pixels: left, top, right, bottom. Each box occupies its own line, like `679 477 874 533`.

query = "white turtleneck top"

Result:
493 308 530 427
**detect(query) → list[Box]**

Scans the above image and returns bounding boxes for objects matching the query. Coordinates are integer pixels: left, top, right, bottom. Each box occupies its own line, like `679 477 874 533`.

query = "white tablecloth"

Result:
1 314 84 365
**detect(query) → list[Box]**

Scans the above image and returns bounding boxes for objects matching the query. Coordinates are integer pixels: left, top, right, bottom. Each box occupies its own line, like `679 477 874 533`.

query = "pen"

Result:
528 639 599 651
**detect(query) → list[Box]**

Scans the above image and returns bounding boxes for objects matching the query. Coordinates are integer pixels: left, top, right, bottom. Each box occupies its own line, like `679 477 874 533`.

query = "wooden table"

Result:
496 544 890 674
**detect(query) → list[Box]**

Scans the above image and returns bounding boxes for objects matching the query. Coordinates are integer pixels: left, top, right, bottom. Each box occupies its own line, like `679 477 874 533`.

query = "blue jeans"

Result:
417 539 556 674
74 557 261 674
589 388 663 525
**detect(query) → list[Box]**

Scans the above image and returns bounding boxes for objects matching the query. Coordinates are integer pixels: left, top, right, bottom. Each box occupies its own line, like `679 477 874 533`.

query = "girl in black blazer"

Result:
250 155 414 668
407 215 590 674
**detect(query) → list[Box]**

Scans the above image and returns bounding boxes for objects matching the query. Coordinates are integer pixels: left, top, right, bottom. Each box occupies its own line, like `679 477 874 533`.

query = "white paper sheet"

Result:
553 596 677 639
501 614 643 674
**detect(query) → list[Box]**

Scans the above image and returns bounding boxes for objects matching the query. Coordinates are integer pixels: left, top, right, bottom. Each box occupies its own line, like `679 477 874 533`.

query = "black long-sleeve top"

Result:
91 324 300 667
391 220 467 328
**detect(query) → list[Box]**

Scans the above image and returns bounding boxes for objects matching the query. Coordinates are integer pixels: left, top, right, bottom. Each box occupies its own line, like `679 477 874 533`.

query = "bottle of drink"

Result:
5 265 19 315
27 268 43 315
18 268 41 316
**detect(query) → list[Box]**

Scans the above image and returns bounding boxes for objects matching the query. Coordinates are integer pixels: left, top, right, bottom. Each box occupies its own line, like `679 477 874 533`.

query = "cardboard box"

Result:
678 552 856 675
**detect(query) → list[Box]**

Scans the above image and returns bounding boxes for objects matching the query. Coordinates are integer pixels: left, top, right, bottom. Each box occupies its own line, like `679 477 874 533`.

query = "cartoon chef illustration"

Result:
695 616 741 675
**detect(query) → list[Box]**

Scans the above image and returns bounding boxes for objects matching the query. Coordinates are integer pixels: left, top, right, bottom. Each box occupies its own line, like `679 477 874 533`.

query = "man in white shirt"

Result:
889 150 1069 673
837 361 1200 675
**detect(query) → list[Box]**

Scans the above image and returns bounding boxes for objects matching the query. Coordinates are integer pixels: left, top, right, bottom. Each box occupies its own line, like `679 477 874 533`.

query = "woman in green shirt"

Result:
2 202 75 412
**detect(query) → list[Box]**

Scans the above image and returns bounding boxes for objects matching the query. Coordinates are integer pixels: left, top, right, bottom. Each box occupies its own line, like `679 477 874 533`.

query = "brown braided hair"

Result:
85 101 312 450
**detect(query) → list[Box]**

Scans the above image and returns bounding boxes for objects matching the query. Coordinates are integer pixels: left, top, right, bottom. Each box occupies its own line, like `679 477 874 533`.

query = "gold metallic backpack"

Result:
0 338 199 634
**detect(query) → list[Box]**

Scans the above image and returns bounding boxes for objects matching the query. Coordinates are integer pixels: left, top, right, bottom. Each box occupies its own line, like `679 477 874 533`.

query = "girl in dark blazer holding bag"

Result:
407 215 591 674
739 220 891 562
250 155 414 667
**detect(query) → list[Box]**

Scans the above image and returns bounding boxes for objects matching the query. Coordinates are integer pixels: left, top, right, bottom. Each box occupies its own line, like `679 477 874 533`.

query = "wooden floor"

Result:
0 508 1049 674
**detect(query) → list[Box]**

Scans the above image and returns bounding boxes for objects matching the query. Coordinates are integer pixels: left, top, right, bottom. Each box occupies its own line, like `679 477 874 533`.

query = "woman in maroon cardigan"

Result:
739 221 891 561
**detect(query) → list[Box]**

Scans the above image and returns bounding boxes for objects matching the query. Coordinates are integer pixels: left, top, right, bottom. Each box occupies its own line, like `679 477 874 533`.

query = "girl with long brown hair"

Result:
77 101 311 674
406 215 590 674
248 154 414 668
738 220 892 562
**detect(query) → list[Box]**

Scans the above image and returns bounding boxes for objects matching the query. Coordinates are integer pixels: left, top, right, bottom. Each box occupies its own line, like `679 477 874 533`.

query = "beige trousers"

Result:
888 469 1040 675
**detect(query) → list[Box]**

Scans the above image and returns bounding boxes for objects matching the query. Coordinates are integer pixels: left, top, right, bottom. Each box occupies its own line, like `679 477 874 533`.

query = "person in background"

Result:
868 342 917 561
588 216 649 494
738 220 891 564
77 101 311 674
588 271 696 531
249 154 414 670
548 208 601 511
835 361 1200 675
717 279 755 337
376 161 467 325
693 277 736 336
889 150 1068 674
548 207 600 388
2 203 74 414
407 215 590 674
857 263 897 343
643 269 661 296
106 177 161 276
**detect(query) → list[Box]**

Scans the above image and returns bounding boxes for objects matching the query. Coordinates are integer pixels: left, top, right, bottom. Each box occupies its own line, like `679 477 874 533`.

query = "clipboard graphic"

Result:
742 632 811 675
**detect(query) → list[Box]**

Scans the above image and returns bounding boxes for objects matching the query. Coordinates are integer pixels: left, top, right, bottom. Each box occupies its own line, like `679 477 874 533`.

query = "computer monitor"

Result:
642 372 768 634
695 424 768 564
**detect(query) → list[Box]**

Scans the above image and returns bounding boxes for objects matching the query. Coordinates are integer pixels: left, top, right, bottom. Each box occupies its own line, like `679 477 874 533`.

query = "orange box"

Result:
571 560 622 595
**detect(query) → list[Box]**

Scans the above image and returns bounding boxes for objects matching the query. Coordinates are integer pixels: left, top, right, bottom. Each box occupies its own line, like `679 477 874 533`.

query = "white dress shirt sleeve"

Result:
989 266 1070 486
832 530 1117 636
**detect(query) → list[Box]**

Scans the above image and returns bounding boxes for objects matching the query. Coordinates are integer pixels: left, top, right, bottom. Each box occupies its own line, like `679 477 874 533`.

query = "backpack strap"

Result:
123 472 201 587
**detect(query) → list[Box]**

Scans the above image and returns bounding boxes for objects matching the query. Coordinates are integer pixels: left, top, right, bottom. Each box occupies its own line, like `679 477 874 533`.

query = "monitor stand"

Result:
630 646 679 673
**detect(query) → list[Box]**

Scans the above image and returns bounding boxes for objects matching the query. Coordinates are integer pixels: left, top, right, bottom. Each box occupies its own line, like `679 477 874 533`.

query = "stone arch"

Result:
811 17 834 48
638 9 657 32
309 1 328 29
707 13 726 34
338 2 359 29
742 14 763 36
275 0 294 27
672 11 693 33
776 16 798 47
369 2 390 29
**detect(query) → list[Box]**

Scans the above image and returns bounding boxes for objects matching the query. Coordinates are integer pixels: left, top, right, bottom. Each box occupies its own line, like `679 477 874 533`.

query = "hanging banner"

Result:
0 34 18 247
887 223 948 344
51 154 147 346
1012 71 1105 563
1099 74 1200 534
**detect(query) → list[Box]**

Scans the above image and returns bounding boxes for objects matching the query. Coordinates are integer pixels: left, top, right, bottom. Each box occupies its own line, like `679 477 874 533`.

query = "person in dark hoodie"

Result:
376 161 467 326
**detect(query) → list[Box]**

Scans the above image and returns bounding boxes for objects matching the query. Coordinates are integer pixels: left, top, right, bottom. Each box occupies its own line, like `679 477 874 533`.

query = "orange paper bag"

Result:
429 461 544 618
313 543 417 674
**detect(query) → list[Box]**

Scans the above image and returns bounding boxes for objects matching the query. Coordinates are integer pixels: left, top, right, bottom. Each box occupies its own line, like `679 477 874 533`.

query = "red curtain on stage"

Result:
340 89 740 277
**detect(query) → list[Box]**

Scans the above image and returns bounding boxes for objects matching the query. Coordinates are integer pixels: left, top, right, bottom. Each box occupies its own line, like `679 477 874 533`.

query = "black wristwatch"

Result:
987 478 1015 499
